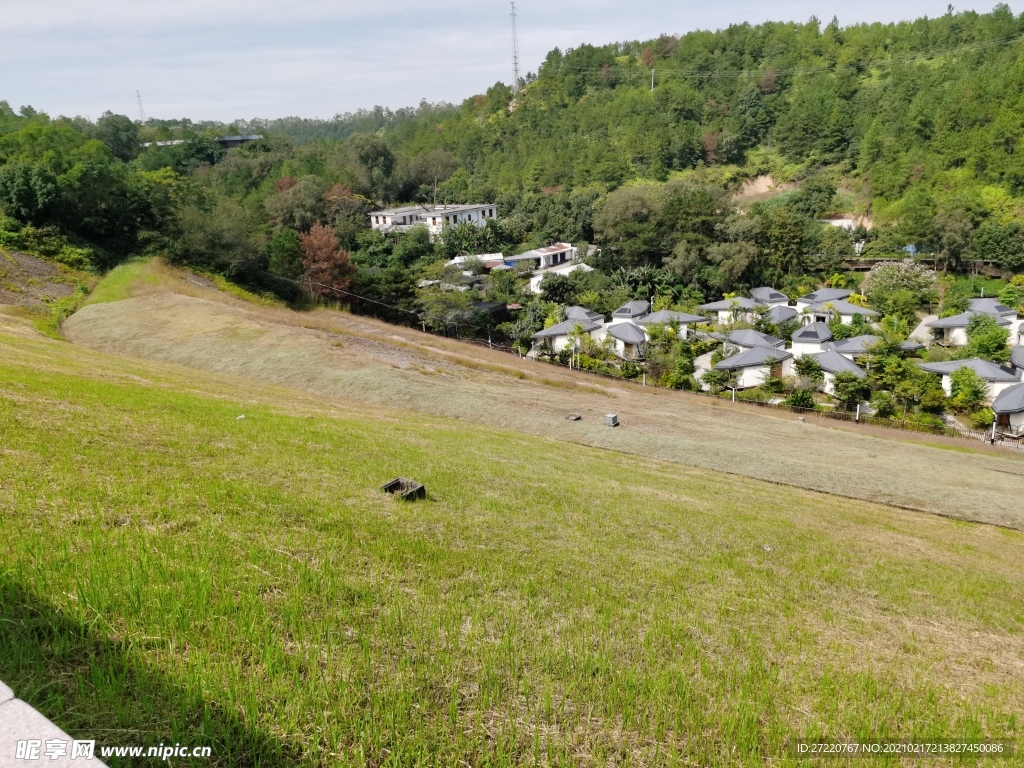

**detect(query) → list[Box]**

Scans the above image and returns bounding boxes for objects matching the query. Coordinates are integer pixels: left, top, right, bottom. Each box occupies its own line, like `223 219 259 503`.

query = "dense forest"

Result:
3 7 1024 326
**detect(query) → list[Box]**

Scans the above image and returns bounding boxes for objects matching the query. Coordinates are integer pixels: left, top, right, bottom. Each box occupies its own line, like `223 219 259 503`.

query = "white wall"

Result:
791 341 825 359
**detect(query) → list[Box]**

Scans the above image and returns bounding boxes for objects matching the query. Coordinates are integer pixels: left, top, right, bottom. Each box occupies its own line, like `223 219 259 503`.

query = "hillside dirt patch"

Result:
733 174 797 204
0 251 77 308
62 277 1024 530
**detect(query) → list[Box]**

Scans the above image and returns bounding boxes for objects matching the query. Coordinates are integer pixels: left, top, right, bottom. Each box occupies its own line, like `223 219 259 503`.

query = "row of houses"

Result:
528 286 1024 438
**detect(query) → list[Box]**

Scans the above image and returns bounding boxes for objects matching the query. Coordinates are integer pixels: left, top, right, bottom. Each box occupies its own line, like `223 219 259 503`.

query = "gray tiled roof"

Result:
831 335 883 354
638 309 706 326
927 310 1012 328
969 297 1016 316
698 297 758 311
804 299 880 317
612 300 651 318
792 322 834 343
993 382 1024 414
798 288 851 303
532 318 602 339
1011 346 1024 369
767 305 799 323
715 345 792 370
607 322 647 344
918 358 1021 382
565 305 603 323
715 329 785 349
810 350 867 377
750 287 789 303
900 339 925 352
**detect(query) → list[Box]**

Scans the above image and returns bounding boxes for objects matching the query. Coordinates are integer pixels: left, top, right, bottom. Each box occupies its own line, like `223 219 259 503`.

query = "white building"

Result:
637 310 706 340
369 204 497 238
800 299 880 326
530 317 603 355
918 359 1022 402
528 260 592 295
712 346 793 389
505 242 578 271
790 322 833 359
809 350 867 396
993 382 1024 436
697 297 760 325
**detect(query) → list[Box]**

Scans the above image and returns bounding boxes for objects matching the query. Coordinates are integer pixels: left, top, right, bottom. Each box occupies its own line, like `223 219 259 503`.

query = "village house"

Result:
748 287 790 307
918 359 1023 401
800 299 880 326
830 335 884 361
608 300 651 326
530 317 603 355
565 305 604 324
993 382 1024 437
369 204 497 238
606 322 647 361
790 322 833 358
638 310 707 339
926 311 1014 346
698 297 760 324
503 242 578 271
712 346 793 389
766 305 799 325
712 329 785 357
794 288 852 311
808 350 867 396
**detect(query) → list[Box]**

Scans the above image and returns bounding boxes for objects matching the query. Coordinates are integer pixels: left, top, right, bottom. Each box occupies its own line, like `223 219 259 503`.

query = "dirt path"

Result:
60 281 1024 529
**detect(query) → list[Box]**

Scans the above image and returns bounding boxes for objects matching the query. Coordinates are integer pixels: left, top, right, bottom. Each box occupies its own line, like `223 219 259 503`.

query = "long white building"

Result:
369 204 497 238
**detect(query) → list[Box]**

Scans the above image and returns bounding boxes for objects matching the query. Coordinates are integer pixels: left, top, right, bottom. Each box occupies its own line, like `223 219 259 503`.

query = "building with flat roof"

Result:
369 204 497 237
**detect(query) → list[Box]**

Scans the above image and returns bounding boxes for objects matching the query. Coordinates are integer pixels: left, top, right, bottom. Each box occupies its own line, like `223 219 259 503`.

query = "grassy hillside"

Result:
2 294 1024 765
61 259 1024 530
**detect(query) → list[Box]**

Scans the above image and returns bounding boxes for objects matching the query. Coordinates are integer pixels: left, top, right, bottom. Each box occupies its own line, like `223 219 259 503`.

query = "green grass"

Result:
81 257 156 306
1 330 1023 766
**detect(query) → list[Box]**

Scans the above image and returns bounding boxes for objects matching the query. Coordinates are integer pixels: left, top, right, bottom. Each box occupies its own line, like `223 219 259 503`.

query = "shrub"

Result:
870 391 898 419
620 360 641 379
970 407 995 430
785 389 816 409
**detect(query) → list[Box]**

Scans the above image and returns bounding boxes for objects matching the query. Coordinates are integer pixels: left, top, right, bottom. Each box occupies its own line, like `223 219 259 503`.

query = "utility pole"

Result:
651 69 655 91
136 91 146 123
510 2 522 96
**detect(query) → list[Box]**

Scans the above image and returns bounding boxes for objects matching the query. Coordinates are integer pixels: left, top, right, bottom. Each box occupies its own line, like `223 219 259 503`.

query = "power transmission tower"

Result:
509 2 521 95
136 91 146 123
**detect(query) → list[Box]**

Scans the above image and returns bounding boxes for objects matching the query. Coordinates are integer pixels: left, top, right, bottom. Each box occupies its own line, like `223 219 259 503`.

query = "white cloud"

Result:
0 1 1017 121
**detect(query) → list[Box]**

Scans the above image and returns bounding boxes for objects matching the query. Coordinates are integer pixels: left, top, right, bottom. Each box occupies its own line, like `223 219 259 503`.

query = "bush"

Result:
970 407 995 430
620 360 641 379
785 389 816 409
870 391 898 419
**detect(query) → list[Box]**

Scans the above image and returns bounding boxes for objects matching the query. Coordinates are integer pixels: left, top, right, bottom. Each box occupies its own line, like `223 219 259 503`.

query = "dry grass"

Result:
61 259 1024 530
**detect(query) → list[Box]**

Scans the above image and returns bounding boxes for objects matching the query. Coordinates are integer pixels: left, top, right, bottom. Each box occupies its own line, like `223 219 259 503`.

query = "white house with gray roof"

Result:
926 310 1014 346
713 346 793 389
801 299 880 326
713 329 785 356
749 287 789 307
831 335 884 361
530 317 603 355
795 288 852 311
918 359 1022 401
638 310 706 339
766 305 799 325
369 203 497 237
791 322 833 358
698 297 759 324
993 382 1024 436
609 300 651 326
809 350 867 396
606 322 647 360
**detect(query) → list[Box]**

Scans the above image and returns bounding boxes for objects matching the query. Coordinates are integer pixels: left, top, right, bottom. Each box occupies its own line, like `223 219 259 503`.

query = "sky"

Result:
0 1 1017 123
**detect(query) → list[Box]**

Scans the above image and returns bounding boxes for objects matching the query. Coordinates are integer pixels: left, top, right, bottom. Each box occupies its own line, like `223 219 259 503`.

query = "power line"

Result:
257 267 420 317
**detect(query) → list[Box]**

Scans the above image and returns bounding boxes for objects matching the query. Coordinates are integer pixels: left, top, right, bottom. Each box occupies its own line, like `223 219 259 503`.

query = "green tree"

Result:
268 227 303 279
94 112 140 162
948 367 987 413
832 371 869 411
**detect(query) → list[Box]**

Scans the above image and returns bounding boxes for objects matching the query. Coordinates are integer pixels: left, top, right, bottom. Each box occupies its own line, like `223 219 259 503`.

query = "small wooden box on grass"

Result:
381 477 426 500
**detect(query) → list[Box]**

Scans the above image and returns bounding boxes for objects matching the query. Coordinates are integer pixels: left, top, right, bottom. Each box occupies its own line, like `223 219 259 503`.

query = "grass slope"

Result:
1 319 1023 766
62 259 1024 529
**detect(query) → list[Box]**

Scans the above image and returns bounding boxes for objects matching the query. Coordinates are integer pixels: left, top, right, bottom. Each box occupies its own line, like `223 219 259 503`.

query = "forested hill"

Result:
4 7 1024 304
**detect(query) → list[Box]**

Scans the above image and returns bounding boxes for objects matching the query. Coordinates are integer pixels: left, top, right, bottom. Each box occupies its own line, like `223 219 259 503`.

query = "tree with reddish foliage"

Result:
300 222 355 300
641 45 655 69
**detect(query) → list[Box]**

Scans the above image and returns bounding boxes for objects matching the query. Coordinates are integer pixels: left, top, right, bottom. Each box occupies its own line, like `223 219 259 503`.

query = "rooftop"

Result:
810 350 867 377
715 345 792 370
804 299 880 317
969 297 1016 316
698 297 758 311
612 300 651 318
798 288 852 303
749 287 789 303
927 310 1013 329
792 322 833 343
532 318 602 339
607 322 647 344
992 382 1024 414
565 305 604 323
715 329 785 349
767 305 799 324
831 335 883 355
918 358 1021 382
638 310 706 326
